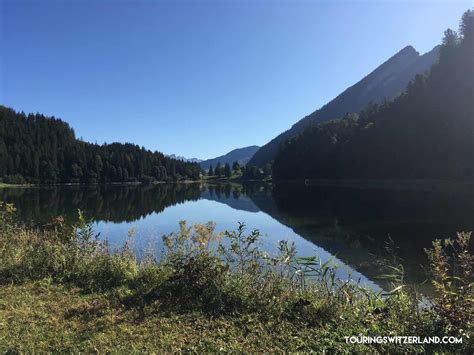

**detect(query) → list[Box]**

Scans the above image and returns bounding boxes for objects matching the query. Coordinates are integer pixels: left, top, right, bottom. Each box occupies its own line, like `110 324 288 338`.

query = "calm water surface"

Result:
2 182 474 293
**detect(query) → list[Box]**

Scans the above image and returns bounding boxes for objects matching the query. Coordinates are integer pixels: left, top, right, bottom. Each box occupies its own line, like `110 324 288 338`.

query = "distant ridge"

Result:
248 45 441 166
166 154 203 163
200 146 260 170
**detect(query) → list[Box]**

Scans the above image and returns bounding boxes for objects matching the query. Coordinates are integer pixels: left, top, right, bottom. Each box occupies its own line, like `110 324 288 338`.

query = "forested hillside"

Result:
249 44 440 167
200 145 260 170
273 11 473 181
0 107 201 184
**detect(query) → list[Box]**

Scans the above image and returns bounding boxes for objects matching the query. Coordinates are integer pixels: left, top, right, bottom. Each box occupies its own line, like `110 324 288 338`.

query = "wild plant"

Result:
424 232 473 337
218 222 264 274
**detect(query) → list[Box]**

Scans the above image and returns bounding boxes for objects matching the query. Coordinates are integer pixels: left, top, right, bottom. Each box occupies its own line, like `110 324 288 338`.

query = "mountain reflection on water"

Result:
2 182 474 293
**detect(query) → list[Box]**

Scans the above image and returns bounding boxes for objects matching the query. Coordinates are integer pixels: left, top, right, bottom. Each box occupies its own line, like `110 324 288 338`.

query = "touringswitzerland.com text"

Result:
344 336 462 345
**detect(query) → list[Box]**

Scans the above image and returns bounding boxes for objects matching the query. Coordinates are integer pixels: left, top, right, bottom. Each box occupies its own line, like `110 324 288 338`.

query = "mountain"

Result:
248 45 441 166
201 189 260 213
272 15 474 181
200 146 260 170
166 154 202 163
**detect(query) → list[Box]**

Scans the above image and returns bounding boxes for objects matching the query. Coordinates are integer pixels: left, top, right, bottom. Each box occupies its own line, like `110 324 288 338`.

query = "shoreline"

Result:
0 178 269 189
4 178 474 192
0 181 200 189
0 183 35 189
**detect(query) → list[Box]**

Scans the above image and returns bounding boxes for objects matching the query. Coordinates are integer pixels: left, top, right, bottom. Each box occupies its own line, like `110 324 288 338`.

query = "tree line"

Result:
273 10 473 181
206 160 272 180
0 107 202 184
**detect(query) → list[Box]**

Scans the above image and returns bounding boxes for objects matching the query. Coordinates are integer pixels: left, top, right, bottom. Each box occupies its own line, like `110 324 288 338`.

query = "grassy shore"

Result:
0 202 472 352
0 182 35 188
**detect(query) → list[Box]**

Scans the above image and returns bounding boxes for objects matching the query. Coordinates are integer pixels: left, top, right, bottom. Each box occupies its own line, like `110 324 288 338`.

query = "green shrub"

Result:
425 232 473 340
3 174 27 185
127 265 170 305
159 253 231 312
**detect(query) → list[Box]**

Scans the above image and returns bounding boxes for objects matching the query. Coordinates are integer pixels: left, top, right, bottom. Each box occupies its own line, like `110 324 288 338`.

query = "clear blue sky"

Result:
0 0 470 159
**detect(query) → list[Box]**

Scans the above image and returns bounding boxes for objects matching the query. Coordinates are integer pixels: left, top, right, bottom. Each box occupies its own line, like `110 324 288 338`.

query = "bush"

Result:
159 253 231 312
425 232 473 340
3 174 27 184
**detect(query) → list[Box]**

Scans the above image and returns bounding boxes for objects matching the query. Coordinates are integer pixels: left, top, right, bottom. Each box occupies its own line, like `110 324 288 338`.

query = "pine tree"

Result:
232 161 241 174
224 163 232 178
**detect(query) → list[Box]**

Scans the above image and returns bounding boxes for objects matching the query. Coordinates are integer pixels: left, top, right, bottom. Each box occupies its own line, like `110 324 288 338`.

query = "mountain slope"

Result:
249 45 440 166
200 146 260 170
272 15 474 181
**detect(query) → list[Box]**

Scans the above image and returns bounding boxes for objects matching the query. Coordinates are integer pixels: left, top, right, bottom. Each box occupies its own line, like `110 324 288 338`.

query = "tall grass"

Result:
0 201 472 352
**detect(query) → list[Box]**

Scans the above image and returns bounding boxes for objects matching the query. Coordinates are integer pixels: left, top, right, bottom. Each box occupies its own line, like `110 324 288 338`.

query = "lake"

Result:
2 182 474 294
